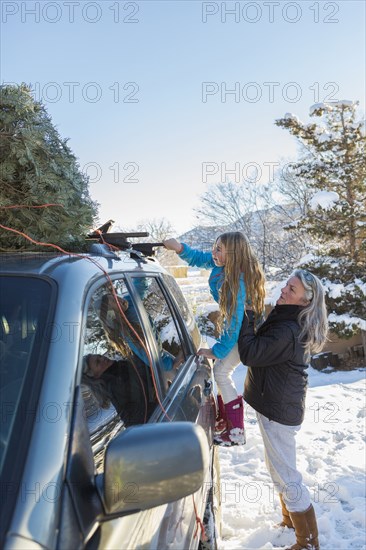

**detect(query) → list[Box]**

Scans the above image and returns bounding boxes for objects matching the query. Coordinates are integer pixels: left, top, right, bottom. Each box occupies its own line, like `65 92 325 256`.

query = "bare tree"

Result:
136 218 177 265
194 182 256 239
136 217 176 242
274 156 313 217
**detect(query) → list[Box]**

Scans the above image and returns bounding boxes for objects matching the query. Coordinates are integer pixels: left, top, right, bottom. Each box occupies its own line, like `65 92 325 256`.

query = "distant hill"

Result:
178 225 226 251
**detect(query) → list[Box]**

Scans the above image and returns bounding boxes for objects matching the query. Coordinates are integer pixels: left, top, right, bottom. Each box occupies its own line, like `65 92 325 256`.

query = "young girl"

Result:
163 232 265 445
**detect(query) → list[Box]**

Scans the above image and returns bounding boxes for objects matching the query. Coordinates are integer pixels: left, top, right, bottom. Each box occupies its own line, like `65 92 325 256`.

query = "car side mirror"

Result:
96 421 209 517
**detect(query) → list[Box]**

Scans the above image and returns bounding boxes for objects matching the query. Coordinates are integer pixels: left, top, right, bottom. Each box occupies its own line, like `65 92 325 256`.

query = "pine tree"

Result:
276 101 366 339
0 83 98 250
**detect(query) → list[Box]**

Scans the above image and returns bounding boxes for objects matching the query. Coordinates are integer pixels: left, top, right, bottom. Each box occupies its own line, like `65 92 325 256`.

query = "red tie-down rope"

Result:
1 203 64 210
193 492 207 542
1 204 207 536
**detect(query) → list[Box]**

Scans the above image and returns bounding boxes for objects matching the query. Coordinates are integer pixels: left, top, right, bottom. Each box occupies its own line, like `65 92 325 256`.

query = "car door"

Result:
69 274 214 550
124 273 216 549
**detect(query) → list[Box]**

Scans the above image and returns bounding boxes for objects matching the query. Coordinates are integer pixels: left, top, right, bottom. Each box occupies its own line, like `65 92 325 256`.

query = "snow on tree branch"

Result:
309 190 340 210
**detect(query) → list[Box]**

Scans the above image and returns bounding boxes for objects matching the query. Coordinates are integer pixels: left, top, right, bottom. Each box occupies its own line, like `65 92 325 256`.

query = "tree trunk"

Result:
361 329 366 360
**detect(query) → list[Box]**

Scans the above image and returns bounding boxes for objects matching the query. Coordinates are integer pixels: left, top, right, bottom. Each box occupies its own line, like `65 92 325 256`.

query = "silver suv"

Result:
0 237 221 550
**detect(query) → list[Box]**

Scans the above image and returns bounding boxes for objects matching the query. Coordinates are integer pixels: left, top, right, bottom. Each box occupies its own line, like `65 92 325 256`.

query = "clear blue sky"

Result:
1 0 365 233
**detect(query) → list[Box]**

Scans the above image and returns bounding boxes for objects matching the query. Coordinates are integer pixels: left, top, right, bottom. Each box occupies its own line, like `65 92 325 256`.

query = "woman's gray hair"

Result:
293 269 329 358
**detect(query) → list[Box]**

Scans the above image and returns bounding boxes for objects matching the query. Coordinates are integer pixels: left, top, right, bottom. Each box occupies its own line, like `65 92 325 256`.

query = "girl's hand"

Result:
197 348 216 359
163 238 183 253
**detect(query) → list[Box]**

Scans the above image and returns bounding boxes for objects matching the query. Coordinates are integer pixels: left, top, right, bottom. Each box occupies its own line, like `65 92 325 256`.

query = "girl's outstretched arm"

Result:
177 242 215 269
164 238 214 268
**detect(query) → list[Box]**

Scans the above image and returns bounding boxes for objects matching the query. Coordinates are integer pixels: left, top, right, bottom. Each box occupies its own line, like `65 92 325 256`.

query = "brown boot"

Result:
275 493 294 529
287 504 319 550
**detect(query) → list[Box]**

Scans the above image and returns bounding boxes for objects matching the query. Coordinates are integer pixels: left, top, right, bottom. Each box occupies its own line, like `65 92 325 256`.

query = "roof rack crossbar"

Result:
87 232 165 257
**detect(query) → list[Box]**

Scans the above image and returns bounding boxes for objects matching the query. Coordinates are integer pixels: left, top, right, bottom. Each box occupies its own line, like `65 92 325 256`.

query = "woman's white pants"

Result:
256 411 311 512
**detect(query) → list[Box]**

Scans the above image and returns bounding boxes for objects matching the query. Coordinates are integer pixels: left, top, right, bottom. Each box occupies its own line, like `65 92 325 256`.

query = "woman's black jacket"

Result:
238 305 308 426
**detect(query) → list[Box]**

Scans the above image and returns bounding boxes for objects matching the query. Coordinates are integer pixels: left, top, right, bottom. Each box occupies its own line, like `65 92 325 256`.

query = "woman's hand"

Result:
197 348 216 359
163 238 183 253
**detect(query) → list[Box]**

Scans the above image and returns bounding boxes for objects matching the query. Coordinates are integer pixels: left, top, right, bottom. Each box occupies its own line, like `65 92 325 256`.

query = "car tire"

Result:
198 446 222 550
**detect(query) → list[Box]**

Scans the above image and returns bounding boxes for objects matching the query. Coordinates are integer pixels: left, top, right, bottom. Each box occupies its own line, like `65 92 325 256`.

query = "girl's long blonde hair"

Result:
217 232 265 328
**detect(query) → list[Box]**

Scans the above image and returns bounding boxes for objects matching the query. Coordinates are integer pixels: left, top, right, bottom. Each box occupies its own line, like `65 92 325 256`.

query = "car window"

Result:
161 273 201 351
129 276 189 396
80 279 158 471
0 276 53 477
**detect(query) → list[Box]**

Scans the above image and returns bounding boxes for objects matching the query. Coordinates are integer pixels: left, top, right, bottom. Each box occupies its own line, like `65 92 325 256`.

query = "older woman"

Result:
238 269 328 550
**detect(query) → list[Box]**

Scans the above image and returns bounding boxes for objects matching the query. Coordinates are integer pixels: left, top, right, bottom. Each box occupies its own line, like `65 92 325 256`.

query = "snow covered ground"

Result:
177 270 366 550
218 364 365 550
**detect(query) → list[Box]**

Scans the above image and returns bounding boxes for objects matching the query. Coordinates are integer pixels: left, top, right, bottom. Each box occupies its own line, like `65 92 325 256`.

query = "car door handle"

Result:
195 354 204 365
203 379 212 397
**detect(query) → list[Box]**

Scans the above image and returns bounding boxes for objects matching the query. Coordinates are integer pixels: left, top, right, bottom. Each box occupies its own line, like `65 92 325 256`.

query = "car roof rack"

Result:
87 231 165 258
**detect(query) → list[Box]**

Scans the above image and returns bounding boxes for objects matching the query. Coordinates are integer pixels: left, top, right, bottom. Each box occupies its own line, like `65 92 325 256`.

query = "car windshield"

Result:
0 276 54 476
